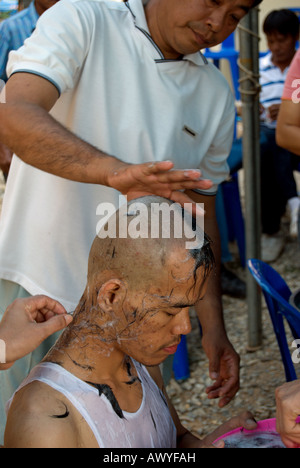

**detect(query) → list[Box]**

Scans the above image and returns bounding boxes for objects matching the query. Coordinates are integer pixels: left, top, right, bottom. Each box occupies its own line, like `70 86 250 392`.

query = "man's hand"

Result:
268 104 281 122
276 381 300 448
0 141 12 178
106 160 212 212
202 329 240 408
202 411 257 447
0 295 73 369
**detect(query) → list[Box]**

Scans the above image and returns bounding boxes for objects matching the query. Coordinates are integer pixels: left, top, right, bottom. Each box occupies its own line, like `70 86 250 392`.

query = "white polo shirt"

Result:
1 0 234 310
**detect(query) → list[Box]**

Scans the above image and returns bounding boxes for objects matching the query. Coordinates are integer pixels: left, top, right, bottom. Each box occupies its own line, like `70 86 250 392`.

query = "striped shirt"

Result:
259 52 290 129
0 1 38 81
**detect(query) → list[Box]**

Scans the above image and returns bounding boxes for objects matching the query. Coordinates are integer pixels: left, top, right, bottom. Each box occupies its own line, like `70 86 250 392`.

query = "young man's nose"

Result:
172 308 192 336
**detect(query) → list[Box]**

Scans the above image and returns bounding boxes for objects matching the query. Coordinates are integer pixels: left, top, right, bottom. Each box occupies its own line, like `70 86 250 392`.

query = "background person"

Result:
259 9 300 262
277 49 300 156
0 0 60 179
277 48 300 244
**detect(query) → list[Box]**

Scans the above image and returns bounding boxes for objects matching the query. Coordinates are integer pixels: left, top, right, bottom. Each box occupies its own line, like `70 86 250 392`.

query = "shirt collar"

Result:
260 52 274 69
127 0 207 66
260 51 291 75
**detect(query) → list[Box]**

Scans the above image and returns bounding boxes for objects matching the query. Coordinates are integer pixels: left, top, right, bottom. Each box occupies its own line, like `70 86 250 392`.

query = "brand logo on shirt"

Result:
292 79 300 104
0 339 6 364
96 196 205 250
0 80 5 103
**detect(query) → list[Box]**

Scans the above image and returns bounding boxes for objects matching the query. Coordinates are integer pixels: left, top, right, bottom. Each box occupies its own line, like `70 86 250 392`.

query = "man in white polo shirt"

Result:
0 0 263 441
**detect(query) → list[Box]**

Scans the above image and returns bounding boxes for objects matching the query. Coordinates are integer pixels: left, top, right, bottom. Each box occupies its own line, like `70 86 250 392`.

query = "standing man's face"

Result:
146 0 255 59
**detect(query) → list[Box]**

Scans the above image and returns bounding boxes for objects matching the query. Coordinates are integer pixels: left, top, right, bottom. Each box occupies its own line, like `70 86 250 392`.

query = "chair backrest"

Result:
220 32 235 50
289 8 300 47
248 259 300 382
289 8 300 17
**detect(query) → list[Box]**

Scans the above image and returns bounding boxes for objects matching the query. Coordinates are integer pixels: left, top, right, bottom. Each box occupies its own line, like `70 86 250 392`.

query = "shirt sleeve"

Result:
6 0 94 94
0 22 12 82
282 49 300 102
193 90 234 196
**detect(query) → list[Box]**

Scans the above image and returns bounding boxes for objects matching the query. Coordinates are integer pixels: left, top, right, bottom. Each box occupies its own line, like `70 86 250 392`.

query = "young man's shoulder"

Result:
4 381 78 448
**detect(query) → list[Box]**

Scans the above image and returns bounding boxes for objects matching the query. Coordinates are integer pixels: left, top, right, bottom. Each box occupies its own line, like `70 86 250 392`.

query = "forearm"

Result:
177 430 203 448
276 122 300 156
276 100 300 156
0 101 123 184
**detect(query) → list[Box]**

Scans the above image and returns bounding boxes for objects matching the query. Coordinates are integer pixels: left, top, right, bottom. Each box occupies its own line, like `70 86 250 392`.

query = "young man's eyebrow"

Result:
172 303 194 309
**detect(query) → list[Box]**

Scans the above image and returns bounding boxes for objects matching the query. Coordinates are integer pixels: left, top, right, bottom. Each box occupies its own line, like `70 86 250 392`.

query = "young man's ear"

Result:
97 279 127 311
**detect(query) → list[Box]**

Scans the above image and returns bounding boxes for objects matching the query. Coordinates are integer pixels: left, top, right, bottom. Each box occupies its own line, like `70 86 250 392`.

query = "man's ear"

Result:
97 279 127 312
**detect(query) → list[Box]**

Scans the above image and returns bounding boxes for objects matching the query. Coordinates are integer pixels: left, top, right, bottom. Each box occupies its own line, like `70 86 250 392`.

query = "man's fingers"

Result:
142 162 204 182
206 375 239 407
153 168 202 182
142 161 174 175
23 295 67 321
38 314 73 338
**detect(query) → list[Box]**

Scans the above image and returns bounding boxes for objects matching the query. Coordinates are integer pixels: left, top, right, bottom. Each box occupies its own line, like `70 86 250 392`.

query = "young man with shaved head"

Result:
4 197 257 448
0 0 263 440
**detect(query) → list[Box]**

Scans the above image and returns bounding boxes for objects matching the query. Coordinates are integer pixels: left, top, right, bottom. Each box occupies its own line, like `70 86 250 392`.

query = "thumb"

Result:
39 314 73 338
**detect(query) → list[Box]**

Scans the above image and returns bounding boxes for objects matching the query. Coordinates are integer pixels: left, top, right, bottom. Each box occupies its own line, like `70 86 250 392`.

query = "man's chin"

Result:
139 357 166 367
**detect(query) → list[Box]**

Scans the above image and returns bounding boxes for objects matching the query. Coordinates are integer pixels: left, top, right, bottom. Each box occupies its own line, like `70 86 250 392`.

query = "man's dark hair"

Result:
263 9 300 38
252 0 263 7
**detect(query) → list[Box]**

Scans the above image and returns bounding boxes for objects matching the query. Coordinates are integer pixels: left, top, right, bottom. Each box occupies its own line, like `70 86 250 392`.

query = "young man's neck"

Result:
45 334 144 417
45 331 129 386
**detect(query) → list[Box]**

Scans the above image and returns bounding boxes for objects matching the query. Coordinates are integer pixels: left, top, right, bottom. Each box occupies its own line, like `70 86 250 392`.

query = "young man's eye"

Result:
231 15 239 23
165 311 174 317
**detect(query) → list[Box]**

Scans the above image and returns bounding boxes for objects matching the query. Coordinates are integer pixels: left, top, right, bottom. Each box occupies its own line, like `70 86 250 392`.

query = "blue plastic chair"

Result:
172 335 190 381
247 259 300 382
204 33 240 100
288 8 300 48
221 172 245 268
173 320 203 381
216 130 245 268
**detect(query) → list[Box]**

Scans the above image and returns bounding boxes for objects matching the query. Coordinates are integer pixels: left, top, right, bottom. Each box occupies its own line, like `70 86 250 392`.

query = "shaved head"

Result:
87 196 213 294
54 197 214 363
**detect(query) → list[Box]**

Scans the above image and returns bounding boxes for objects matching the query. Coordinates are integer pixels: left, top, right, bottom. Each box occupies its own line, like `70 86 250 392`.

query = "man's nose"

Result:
206 10 225 34
172 308 192 336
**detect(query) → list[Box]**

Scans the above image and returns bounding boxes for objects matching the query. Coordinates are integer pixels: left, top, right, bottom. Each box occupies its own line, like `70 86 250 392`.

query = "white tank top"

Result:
6 361 177 448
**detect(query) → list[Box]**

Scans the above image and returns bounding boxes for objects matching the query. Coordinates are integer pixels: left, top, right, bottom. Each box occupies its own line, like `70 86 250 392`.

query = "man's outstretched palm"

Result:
107 160 213 210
